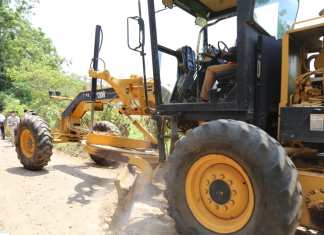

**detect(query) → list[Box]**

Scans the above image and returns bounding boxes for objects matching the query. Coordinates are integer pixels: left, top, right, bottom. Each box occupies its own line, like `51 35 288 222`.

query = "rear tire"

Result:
166 119 302 235
90 121 121 166
16 115 53 171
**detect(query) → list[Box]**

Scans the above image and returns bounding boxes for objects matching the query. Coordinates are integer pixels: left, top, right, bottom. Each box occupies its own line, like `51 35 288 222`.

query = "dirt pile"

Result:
106 164 178 235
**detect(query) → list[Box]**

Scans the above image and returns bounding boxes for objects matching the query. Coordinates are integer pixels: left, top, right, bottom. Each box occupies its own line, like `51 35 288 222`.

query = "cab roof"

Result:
171 0 236 20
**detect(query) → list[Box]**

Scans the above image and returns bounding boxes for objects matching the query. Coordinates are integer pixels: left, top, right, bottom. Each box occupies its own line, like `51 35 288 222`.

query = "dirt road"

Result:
0 140 119 235
0 139 309 235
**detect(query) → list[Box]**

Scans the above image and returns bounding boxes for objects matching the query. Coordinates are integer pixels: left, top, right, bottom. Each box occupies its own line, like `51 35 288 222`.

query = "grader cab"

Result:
15 0 324 234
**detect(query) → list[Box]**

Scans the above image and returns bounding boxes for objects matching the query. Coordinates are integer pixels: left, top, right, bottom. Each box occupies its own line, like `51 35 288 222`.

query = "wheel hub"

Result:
185 154 255 234
20 129 36 159
210 180 231 205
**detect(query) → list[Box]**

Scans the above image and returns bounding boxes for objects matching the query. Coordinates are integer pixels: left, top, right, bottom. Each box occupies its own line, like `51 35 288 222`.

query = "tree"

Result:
0 0 85 126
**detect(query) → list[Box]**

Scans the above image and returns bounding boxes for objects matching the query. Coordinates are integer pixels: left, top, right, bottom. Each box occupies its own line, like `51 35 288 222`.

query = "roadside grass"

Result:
55 143 87 158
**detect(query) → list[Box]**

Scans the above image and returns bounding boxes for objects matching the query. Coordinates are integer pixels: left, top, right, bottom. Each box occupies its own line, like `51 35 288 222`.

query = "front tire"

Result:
166 120 302 235
16 115 53 171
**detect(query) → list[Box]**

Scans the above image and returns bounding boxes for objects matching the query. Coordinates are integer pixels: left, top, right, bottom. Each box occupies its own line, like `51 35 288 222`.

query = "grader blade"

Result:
83 140 159 205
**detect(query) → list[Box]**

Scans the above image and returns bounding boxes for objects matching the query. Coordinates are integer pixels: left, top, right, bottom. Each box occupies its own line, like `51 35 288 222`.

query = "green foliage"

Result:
5 61 84 126
0 0 85 127
0 0 154 148
0 93 26 115
0 0 61 89
98 106 157 139
55 143 85 158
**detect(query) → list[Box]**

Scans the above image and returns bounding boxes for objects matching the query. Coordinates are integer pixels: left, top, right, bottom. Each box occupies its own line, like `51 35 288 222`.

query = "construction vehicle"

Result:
15 0 324 234
18 88 127 166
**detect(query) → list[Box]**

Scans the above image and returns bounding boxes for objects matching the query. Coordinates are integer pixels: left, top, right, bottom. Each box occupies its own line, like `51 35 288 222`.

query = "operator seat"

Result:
170 46 196 103
178 46 196 74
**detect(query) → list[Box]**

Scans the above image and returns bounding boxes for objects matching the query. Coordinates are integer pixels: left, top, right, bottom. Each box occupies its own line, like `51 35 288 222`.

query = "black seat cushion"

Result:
170 46 196 102
178 46 196 73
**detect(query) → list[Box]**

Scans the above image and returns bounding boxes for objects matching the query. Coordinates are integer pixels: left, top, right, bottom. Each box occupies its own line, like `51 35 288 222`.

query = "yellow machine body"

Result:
37 3 324 233
280 15 324 231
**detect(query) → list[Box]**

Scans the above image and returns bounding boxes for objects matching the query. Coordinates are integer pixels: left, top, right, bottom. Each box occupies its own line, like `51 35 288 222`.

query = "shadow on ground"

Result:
6 167 49 177
53 164 115 205
80 161 120 170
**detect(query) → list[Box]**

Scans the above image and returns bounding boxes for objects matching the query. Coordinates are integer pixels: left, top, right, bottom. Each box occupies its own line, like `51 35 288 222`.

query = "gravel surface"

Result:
0 139 177 235
0 139 315 235
0 140 119 235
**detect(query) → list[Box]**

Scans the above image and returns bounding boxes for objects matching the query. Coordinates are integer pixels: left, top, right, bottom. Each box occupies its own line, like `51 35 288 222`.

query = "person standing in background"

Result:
0 112 5 140
7 111 20 145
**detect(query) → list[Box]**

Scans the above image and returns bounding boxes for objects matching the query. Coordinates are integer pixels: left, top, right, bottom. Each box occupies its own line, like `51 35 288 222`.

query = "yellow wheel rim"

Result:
185 154 255 234
20 129 36 159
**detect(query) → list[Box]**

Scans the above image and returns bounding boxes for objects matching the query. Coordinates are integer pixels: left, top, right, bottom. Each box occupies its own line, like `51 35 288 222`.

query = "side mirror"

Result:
162 0 174 9
127 16 145 52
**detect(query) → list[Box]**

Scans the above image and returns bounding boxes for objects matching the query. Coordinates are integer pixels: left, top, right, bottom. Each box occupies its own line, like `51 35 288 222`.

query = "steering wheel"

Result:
198 44 220 63
217 41 230 57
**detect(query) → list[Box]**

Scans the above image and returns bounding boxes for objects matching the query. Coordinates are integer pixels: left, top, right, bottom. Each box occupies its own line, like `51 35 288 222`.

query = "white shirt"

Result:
0 114 5 123
7 116 20 127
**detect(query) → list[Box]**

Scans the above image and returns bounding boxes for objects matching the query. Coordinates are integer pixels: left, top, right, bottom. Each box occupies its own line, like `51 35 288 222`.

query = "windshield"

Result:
253 0 299 38
155 6 200 103
208 16 237 49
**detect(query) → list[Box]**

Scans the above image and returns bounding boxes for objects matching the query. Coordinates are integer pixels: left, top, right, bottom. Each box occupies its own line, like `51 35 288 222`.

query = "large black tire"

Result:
15 115 53 171
90 121 121 166
166 119 302 235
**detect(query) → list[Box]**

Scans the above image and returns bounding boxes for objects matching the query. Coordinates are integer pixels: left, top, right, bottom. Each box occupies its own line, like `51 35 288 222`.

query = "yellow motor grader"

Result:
15 0 324 234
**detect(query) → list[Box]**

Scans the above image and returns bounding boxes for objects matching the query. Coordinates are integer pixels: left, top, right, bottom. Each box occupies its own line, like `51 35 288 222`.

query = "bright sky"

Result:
31 0 324 78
